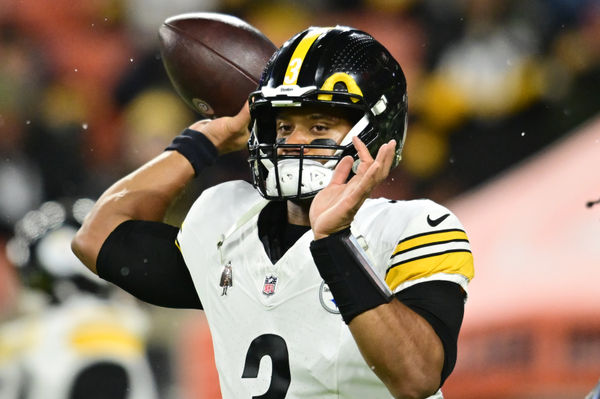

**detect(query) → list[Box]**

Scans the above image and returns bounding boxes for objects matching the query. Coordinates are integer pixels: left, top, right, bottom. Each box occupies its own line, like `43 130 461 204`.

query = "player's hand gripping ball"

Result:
158 12 277 118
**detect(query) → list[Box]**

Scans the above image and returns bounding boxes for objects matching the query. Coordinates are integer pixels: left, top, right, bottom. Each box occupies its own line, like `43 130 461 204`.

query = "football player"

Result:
72 26 474 399
2 199 158 399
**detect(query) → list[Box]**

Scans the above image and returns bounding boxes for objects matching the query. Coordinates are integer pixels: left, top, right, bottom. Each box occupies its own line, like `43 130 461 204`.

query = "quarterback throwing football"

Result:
73 26 474 399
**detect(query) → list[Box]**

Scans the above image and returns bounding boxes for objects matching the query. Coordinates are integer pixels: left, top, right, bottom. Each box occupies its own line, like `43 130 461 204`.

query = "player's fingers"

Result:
340 175 374 215
373 139 396 181
352 136 375 175
358 160 383 192
351 140 396 193
354 136 374 162
234 102 251 129
237 100 250 116
229 105 251 134
330 156 353 185
343 157 382 201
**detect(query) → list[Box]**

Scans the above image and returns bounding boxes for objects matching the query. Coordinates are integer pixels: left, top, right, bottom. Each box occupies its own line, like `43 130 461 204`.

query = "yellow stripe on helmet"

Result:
318 72 363 103
283 27 332 86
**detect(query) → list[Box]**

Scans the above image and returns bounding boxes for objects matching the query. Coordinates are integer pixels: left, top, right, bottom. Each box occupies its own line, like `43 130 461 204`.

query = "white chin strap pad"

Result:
265 159 334 197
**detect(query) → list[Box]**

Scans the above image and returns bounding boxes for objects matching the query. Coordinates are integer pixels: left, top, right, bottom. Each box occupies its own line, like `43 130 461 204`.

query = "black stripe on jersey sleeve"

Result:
388 248 472 271
97 220 202 309
395 281 465 386
395 228 467 245
392 238 470 256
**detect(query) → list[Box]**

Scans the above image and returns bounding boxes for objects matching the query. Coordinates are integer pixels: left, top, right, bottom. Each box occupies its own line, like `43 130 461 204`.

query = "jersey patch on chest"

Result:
262 275 278 296
319 281 340 314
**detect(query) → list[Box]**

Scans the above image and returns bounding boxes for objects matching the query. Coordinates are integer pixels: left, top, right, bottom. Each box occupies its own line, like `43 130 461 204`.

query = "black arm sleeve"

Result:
97 220 202 309
395 281 465 386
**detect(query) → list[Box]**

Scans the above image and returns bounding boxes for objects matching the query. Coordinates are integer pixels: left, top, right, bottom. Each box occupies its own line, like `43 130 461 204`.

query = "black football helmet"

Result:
248 26 408 200
5 198 107 303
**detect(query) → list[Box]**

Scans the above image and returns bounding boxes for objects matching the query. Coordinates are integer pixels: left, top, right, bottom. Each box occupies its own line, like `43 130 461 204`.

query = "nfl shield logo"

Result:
262 275 278 296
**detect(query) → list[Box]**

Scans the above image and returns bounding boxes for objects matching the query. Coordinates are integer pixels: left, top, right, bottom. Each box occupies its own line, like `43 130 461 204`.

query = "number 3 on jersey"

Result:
242 334 291 398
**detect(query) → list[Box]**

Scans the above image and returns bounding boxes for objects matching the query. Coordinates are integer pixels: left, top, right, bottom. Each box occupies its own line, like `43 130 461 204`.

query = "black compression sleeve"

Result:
395 281 465 386
97 220 202 309
309 228 393 324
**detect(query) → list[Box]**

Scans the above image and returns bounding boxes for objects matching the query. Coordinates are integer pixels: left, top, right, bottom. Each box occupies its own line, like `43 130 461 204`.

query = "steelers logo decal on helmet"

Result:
248 25 408 200
318 72 363 103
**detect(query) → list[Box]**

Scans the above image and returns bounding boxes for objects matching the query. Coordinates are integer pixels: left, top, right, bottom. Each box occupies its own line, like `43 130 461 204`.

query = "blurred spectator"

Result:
0 27 45 234
120 88 195 170
124 0 220 51
402 0 599 200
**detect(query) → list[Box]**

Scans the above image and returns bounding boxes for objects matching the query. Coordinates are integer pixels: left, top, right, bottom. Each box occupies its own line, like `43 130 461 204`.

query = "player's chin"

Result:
288 197 314 207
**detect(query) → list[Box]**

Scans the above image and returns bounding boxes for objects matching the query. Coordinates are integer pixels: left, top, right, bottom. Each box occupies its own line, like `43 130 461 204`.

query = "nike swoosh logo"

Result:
427 213 450 227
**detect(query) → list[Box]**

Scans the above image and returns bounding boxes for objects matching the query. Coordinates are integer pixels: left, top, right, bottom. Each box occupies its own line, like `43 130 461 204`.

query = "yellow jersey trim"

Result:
392 229 468 256
386 250 474 291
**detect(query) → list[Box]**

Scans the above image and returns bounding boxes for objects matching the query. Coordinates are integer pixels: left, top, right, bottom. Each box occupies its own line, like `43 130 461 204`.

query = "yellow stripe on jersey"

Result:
385 250 474 291
392 229 468 256
70 323 143 357
283 28 331 85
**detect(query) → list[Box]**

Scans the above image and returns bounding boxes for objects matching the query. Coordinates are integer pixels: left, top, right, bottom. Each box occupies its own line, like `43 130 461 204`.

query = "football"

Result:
158 12 277 118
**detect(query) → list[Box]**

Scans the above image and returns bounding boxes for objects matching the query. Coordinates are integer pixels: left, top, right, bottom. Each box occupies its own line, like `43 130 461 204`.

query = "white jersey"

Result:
0 293 158 399
177 181 474 399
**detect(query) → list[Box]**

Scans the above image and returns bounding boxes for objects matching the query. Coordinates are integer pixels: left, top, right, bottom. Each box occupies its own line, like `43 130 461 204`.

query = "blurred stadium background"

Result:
0 0 598 398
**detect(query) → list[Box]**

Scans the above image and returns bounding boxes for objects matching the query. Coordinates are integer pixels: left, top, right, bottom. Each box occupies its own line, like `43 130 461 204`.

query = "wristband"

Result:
309 227 393 324
165 128 218 176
